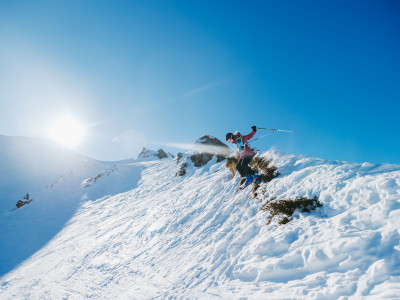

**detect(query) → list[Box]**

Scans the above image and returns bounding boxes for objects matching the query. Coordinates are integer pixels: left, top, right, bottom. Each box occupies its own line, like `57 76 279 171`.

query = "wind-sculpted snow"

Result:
189 143 232 156
1 150 400 299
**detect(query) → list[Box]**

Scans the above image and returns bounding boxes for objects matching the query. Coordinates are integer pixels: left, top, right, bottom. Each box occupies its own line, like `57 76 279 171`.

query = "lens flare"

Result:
49 115 86 148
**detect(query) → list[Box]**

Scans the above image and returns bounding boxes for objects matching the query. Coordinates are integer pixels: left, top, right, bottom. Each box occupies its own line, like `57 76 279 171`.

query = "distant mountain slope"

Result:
137 147 174 161
1 136 400 299
0 135 162 275
0 135 106 214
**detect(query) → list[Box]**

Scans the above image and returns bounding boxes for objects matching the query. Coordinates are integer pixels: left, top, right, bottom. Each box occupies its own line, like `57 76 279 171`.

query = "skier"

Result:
226 126 261 185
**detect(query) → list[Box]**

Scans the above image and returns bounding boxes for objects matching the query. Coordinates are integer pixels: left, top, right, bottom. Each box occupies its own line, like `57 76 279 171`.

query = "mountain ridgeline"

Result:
1 134 400 299
176 135 233 175
137 148 174 161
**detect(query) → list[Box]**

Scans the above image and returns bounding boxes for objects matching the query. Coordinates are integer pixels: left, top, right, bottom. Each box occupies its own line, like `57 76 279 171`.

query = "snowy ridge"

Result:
136 147 174 161
1 143 400 298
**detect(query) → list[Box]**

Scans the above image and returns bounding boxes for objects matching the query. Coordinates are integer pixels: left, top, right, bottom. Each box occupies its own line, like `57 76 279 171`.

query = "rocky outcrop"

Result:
189 135 232 166
176 135 232 176
15 194 33 209
157 149 168 159
137 148 173 161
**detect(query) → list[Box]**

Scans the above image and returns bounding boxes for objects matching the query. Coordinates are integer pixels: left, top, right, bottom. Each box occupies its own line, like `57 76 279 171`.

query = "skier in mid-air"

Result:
226 126 260 186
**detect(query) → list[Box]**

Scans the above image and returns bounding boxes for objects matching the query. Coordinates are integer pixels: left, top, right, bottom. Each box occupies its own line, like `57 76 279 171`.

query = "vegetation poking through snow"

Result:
224 153 240 177
176 163 188 176
252 183 260 196
250 156 280 183
225 154 280 182
260 196 322 225
176 153 183 164
226 153 319 226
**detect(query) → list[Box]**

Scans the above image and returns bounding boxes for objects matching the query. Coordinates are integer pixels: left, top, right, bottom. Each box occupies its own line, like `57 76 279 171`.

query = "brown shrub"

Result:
176 163 188 176
250 156 280 183
252 183 261 198
260 196 322 225
224 153 240 177
225 154 279 182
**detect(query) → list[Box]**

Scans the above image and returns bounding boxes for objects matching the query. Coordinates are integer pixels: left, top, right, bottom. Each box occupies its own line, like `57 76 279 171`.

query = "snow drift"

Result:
1 135 400 299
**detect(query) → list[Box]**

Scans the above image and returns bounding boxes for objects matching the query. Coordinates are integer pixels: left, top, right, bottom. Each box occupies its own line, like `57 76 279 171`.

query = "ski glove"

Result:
251 126 257 131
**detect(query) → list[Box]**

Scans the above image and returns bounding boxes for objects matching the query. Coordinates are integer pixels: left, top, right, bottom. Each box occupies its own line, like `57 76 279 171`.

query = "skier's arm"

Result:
241 128 256 142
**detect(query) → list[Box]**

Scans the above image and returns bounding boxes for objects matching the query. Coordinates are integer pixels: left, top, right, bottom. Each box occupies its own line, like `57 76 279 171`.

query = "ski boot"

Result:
237 175 253 191
244 175 253 185
252 174 261 184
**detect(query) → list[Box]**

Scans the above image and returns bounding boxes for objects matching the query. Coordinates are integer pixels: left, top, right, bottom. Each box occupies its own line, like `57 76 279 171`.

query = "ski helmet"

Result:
226 132 233 141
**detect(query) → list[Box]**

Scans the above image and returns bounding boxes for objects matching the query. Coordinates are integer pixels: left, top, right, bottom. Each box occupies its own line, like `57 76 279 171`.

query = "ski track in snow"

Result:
1 150 400 299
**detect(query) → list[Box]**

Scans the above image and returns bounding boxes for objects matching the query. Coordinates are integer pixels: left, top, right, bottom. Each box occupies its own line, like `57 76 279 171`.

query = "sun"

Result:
49 114 86 148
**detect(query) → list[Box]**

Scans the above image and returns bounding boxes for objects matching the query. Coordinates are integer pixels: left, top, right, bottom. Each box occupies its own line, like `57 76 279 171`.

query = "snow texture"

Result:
1 135 400 299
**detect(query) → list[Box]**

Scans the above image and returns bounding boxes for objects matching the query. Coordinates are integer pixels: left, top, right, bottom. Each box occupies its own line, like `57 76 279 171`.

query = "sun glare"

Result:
49 115 86 148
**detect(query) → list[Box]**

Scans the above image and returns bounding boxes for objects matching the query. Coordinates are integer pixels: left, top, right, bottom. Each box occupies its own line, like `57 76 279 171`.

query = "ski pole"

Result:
248 131 276 143
257 127 296 133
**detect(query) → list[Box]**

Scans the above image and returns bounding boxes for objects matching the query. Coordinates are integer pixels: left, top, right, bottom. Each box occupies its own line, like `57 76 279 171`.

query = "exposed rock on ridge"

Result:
177 135 232 176
190 135 232 166
137 148 173 161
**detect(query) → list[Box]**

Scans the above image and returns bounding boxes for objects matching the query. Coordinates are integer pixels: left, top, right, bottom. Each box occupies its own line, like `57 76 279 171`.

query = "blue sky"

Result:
0 0 399 163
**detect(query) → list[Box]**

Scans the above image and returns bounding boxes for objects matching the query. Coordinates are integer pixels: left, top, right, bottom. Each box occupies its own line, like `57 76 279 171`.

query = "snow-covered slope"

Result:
1 136 400 299
0 135 107 213
0 135 139 276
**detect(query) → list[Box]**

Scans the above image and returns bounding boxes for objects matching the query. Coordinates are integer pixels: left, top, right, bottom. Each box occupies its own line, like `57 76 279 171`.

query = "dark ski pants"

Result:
236 155 255 177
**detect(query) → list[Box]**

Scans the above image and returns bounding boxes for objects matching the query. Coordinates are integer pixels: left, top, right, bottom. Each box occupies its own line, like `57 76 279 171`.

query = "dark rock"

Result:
177 163 188 176
176 152 183 164
177 135 232 176
16 193 33 209
191 153 213 167
137 147 173 160
157 149 168 159
189 135 232 166
192 135 231 155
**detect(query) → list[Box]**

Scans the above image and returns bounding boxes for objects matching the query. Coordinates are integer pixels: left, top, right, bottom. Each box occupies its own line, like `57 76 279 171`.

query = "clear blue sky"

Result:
1 0 399 164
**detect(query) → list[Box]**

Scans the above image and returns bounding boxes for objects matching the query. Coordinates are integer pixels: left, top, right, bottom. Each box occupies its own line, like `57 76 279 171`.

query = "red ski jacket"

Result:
233 130 256 159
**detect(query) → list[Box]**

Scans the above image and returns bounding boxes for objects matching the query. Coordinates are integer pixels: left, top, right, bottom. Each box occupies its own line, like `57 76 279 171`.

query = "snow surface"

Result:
1 136 400 299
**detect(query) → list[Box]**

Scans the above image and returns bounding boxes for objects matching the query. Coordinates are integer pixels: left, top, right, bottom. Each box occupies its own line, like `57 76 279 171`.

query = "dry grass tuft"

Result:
260 196 322 225
224 153 240 177
250 156 280 183
225 154 279 182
